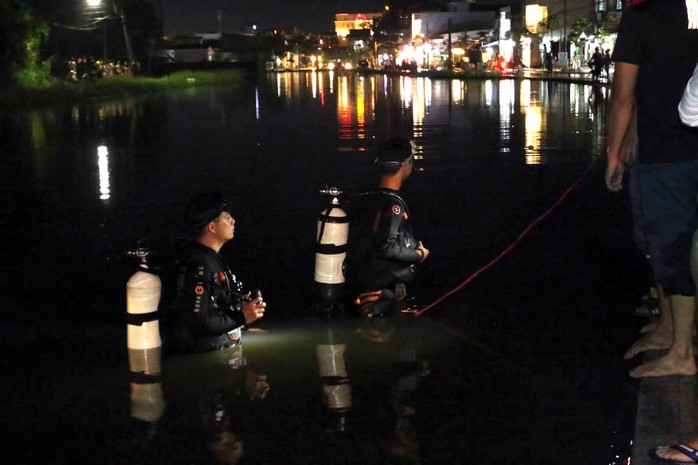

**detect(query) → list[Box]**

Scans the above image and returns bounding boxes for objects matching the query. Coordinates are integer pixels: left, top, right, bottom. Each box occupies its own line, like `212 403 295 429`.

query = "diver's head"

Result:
185 191 235 243
375 137 415 177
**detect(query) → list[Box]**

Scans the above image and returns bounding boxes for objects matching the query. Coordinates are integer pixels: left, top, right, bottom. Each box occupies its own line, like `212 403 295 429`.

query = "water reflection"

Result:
127 342 270 465
97 145 111 200
316 330 352 434
265 72 604 166
118 317 446 464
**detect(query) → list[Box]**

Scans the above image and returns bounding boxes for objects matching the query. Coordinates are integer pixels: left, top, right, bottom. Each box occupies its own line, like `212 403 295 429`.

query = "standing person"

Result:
603 49 613 79
571 52 581 70
162 191 266 353
591 47 604 79
350 137 429 318
544 52 555 75
605 0 698 378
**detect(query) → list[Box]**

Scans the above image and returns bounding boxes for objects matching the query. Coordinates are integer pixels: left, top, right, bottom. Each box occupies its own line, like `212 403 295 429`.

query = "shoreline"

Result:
0 69 248 108
0 66 610 108
274 65 611 87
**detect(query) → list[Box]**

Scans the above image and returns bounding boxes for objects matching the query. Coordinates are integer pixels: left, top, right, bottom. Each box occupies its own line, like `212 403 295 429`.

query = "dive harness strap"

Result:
127 311 159 326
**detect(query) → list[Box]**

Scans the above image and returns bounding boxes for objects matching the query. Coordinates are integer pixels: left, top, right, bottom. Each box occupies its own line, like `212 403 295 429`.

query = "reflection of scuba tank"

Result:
317 329 352 433
129 346 165 424
314 188 349 313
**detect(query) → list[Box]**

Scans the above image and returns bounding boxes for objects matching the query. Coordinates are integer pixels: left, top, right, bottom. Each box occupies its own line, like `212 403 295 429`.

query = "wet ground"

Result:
0 71 676 464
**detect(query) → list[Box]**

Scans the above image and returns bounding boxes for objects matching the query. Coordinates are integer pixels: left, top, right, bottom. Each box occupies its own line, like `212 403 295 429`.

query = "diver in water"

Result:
161 191 266 353
351 137 429 318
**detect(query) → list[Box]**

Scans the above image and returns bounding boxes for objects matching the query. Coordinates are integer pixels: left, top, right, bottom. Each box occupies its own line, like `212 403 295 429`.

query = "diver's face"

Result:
213 211 236 241
403 155 414 178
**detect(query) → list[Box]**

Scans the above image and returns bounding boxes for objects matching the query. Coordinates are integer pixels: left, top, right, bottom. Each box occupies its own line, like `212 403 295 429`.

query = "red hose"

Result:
415 160 596 317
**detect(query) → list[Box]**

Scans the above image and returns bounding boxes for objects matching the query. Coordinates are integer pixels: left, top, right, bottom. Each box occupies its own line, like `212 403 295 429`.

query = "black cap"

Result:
185 191 229 229
375 137 414 171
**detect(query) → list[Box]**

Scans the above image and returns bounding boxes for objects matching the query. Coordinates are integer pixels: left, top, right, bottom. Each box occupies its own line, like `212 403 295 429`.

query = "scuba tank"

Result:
125 236 190 350
126 250 162 351
314 188 349 315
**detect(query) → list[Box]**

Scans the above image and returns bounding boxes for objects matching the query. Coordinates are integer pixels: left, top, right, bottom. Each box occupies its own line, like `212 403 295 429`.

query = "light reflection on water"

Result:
267 72 604 167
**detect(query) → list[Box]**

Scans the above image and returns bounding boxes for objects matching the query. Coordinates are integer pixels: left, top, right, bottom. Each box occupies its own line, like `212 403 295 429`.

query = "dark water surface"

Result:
0 72 644 464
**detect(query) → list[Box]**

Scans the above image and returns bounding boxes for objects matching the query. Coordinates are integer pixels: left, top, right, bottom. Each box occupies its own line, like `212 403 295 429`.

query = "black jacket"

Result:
162 242 246 352
355 189 423 291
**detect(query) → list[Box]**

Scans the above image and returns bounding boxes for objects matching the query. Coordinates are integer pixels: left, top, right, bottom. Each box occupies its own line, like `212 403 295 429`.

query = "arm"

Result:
375 202 424 264
679 63 698 127
605 61 639 192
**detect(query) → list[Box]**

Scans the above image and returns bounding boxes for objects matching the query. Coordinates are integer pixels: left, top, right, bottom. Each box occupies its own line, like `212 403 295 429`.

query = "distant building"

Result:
148 33 271 74
399 2 495 70
523 0 623 68
411 2 495 40
335 12 384 38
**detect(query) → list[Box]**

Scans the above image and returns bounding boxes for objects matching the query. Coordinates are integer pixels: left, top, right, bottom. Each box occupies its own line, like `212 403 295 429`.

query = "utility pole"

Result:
103 20 108 61
563 0 568 56
447 18 452 69
114 0 134 64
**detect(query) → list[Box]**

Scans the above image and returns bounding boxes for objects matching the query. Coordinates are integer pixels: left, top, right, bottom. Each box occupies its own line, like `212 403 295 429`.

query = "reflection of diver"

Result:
200 360 270 464
356 315 431 462
127 344 269 465
389 354 430 461
203 350 270 463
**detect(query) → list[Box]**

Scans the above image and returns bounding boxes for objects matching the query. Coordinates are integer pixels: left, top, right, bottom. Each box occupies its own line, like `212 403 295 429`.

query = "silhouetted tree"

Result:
0 0 51 87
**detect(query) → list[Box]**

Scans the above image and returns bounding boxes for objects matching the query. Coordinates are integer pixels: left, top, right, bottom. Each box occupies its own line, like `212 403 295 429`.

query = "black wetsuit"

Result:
162 242 246 353
353 189 423 314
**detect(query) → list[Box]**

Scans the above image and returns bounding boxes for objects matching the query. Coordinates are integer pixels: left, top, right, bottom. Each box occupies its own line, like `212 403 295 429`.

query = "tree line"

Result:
0 0 160 88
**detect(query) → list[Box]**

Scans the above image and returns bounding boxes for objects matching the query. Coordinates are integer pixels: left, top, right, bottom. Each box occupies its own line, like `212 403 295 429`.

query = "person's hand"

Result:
245 372 270 400
605 157 626 192
416 241 429 262
241 293 266 324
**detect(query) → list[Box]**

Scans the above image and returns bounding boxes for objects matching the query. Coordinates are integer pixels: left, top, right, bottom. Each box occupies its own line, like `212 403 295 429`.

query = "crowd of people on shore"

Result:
67 56 135 81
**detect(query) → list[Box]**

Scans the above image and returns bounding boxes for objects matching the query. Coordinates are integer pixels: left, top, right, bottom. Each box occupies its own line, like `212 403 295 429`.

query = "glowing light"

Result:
356 77 365 137
255 86 260 120
97 145 111 200
525 5 548 33
451 80 464 104
521 81 543 165
498 80 513 152
86 0 101 7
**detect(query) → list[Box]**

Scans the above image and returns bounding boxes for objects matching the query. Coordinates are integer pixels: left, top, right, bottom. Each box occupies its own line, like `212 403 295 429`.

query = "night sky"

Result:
161 0 388 35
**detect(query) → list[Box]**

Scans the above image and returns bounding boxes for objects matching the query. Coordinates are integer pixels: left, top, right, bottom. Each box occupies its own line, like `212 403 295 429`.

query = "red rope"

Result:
414 161 596 317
